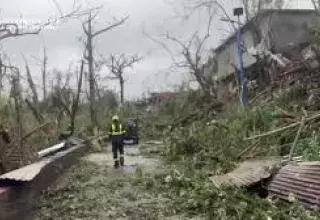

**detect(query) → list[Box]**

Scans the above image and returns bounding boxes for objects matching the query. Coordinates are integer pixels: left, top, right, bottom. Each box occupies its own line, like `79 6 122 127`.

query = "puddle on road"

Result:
120 165 137 173
84 144 161 174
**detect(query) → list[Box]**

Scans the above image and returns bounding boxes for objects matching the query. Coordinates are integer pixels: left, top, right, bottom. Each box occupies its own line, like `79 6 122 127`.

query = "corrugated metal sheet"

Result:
0 141 84 182
268 161 320 209
38 142 66 158
210 157 281 188
0 137 38 173
0 159 50 182
0 138 87 220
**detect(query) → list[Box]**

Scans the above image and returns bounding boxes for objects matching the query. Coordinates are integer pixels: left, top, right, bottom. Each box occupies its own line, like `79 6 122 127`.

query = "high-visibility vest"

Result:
109 123 125 136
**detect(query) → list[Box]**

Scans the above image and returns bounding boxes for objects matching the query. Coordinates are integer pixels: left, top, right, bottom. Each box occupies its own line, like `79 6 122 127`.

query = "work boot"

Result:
120 157 124 166
114 160 120 169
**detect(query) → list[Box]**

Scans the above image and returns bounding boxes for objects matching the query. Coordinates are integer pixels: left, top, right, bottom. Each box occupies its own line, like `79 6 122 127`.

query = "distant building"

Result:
208 9 319 99
148 92 180 105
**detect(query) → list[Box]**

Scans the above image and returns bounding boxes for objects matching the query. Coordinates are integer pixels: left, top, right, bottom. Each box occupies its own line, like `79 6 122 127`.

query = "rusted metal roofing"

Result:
268 161 320 209
210 157 281 188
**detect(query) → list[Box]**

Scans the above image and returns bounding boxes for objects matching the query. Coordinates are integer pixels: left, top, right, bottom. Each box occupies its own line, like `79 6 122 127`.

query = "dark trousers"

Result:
112 138 124 167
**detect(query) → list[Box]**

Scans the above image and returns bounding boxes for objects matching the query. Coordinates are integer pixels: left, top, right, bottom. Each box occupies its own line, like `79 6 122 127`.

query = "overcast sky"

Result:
0 0 314 100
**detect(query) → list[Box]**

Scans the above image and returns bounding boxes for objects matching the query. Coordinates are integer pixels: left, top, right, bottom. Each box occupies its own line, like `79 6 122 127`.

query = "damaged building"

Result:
209 9 320 100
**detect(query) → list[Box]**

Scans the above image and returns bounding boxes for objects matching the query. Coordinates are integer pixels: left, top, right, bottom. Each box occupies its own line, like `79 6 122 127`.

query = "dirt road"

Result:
85 144 162 173
34 143 188 220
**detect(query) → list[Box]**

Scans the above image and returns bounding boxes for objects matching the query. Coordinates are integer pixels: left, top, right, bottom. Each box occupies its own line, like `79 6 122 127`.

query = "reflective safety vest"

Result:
109 123 126 136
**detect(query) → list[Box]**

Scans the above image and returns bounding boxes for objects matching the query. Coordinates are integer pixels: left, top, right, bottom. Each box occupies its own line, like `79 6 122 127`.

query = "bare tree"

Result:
0 1 82 42
69 60 84 135
146 12 216 98
242 0 285 20
180 0 285 36
8 66 24 148
51 60 85 136
42 48 48 100
0 1 85 120
23 57 39 105
52 71 72 117
179 0 236 30
0 56 6 91
101 54 141 105
20 59 51 143
179 0 286 82
169 34 216 98
0 23 41 42
81 10 128 132
311 0 320 12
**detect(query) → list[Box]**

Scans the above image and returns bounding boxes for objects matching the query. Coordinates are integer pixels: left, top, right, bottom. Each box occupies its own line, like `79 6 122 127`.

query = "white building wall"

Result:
215 29 257 80
215 10 319 81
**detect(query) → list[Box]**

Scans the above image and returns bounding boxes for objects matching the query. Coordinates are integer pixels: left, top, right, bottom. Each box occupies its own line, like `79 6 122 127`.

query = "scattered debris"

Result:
143 140 163 145
210 157 281 188
0 138 87 220
244 112 320 141
268 161 320 210
0 138 85 183
37 142 66 158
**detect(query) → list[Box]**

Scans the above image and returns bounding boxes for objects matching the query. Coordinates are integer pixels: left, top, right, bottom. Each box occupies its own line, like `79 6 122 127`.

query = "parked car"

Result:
123 117 139 145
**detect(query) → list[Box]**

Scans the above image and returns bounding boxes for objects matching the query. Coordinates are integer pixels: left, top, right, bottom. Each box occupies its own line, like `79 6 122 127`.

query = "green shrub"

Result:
146 167 320 219
166 107 288 173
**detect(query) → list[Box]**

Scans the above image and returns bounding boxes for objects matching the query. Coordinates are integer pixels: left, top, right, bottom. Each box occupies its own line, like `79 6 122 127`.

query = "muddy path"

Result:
85 144 162 174
34 142 196 220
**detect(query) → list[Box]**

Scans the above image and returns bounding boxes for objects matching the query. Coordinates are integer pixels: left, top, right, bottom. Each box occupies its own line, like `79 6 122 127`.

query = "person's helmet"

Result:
112 115 119 121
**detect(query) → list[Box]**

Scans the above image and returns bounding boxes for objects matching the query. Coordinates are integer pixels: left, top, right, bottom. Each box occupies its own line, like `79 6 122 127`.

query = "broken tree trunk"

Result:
42 48 48 100
288 116 306 161
69 60 84 135
245 113 320 141
86 14 98 132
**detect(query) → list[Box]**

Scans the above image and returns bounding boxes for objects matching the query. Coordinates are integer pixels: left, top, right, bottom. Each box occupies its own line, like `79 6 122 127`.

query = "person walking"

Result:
108 115 126 168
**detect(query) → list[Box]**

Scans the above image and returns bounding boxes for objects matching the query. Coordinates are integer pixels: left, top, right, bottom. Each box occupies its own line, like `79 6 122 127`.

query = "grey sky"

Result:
0 0 314 100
